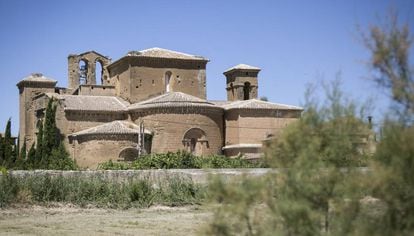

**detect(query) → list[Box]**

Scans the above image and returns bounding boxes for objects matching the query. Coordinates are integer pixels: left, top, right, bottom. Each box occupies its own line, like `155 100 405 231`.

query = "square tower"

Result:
223 64 260 101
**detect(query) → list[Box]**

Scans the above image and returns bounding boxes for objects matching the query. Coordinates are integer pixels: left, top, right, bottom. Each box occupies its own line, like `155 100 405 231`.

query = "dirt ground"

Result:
0 204 212 236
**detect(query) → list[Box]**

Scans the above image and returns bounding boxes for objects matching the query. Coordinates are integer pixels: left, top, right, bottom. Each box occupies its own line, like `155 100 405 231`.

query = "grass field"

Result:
0 204 212 236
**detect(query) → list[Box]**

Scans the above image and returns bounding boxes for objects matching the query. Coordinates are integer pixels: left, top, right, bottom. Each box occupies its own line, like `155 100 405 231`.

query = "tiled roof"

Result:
129 92 220 110
45 94 129 112
70 121 147 137
220 99 303 111
224 64 261 74
17 73 57 87
127 47 207 61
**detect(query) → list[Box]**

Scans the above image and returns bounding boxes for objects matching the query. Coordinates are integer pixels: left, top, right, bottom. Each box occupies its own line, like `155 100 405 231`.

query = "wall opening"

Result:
95 60 103 85
79 59 88 85
165 71 172 92
243 82 251 100
183 128 208 156
119 148 138 162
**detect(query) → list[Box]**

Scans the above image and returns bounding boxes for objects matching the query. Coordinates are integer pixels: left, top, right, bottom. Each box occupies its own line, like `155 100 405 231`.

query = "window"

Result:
165 71 172 92
243 82 251 100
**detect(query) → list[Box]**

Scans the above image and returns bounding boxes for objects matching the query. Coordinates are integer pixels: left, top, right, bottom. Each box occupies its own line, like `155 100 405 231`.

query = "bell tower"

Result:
223 64 260 101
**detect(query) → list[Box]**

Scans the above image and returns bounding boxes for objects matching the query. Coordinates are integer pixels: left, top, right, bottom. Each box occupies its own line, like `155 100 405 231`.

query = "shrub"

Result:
98 151 265 170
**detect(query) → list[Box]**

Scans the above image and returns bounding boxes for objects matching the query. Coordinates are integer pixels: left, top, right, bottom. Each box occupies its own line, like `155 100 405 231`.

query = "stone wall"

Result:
70 138 137 169
132 110 224 155
108 57 207 103
225 109 299 146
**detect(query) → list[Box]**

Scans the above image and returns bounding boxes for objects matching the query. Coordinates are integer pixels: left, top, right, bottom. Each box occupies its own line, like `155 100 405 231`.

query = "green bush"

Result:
98 151 265 170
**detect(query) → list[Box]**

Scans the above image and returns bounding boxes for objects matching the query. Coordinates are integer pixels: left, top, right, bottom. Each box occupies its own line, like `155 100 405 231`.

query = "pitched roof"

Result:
220 99 303 111
45 94 129 112
127 47 208 61
224 64 261 74
69 121 149 137
17 73 57 87
129 92 220 111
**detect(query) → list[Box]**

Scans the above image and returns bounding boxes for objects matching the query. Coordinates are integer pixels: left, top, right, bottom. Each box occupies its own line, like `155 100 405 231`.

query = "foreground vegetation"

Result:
0 174 205 208
204 14 414 235
98 151 265 170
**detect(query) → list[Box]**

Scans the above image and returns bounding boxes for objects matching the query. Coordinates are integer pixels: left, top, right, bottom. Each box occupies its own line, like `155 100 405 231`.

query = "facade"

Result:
17 48 302 168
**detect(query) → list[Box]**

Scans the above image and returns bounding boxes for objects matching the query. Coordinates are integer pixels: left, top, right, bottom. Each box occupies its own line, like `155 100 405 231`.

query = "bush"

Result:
98 151 265 170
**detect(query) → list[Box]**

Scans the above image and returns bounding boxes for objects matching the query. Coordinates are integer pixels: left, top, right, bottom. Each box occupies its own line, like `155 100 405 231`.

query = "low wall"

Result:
3 169 275 185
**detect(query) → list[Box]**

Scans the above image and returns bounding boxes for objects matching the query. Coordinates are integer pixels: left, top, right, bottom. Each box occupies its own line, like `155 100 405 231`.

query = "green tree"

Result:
41 98 61 168
345 13 414 235
205 78 372 235
26 144 36 169
0 134 3 165
15 140 26 169
362 12 413 122
3 118 14 167
34 122 43 169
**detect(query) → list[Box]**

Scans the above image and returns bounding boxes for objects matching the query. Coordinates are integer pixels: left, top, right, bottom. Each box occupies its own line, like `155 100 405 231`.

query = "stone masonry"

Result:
17 48 303 169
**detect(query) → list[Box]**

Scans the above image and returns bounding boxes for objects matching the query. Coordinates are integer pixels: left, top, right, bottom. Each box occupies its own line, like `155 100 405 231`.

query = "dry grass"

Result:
0 204 212 236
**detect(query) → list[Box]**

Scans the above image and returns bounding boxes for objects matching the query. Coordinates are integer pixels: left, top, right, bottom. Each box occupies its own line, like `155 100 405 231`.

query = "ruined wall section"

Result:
68 51 111 89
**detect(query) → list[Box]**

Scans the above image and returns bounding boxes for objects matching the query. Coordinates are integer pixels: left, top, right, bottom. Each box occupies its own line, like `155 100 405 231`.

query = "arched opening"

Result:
79 59 88 85
119 148 139 162
165 71 172 92
243 82 251 100
182 128 208 155
95 60 104 85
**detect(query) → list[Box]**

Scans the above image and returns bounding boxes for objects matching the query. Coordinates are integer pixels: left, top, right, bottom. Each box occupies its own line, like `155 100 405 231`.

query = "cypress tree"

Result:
35 122 43 168
27 144 36 169
42 98 58 167
3 118 13 167
0 134 3 165
15 140 26 169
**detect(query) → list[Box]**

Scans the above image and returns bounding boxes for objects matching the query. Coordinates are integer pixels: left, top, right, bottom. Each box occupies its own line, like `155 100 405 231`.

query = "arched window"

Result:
243 82 251 100
79 59 88 85
165 71 172 92
182 128 208 155
95 60 104 85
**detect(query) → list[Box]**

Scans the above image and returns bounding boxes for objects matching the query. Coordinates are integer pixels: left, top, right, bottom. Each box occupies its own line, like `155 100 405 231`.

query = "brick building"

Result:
17 48 302 168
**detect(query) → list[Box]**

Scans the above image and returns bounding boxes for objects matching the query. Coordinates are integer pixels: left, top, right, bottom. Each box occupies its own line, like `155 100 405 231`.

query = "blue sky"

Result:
0 0 413 135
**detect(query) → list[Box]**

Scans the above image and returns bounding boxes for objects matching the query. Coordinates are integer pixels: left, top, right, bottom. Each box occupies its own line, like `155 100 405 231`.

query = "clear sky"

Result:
0 0 413 135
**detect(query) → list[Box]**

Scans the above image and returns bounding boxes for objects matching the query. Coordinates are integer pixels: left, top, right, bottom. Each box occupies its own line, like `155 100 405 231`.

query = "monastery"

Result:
17 48 302 168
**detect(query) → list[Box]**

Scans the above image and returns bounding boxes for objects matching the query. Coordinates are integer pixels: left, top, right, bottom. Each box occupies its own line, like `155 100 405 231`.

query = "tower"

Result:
16 73 57 149
223 64 260 101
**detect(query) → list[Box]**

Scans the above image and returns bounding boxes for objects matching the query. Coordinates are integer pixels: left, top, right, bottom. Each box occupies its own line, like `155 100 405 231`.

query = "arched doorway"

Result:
182 128 208 155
